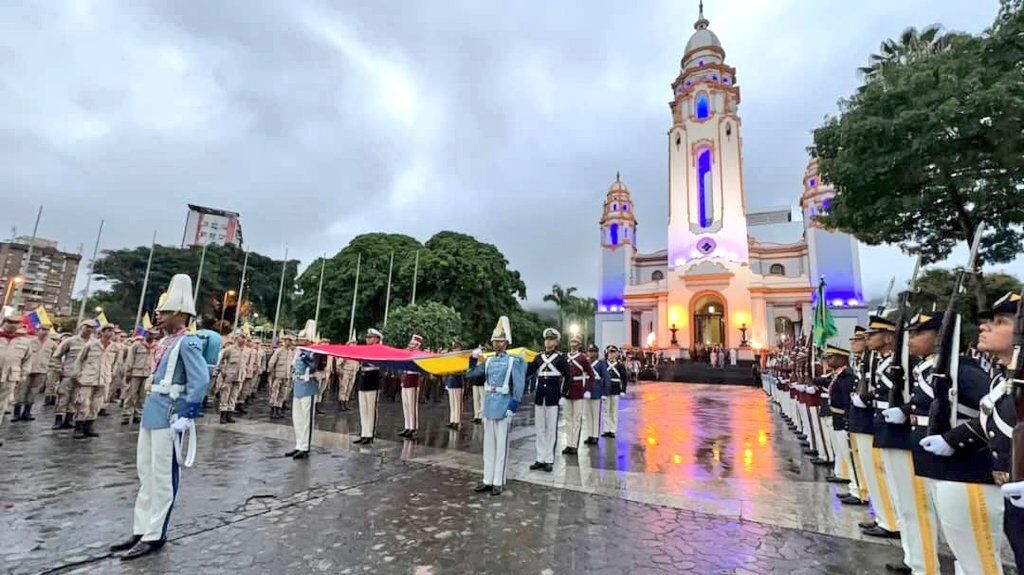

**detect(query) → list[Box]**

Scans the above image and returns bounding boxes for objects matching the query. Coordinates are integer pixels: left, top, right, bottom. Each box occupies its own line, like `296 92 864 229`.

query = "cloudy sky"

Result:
2 0 1019 306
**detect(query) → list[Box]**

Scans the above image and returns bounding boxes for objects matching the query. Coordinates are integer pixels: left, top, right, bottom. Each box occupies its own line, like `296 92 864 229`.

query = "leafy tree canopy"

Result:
812 5 1024 306
91 244 298 332
384 302 464 351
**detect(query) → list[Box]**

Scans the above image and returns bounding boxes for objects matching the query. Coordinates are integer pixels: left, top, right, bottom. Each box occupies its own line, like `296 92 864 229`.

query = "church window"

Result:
769 263 785 275
821 199 831 213
809 178 816 187
676 134 682 147
697 148 714 228
610 223 619 245
696 93 710 120
723 77 730 84
612 203 618 211
712 75 719 81
622 204 629 211
725 123 732 137
651 271 664 281
698 60 705 66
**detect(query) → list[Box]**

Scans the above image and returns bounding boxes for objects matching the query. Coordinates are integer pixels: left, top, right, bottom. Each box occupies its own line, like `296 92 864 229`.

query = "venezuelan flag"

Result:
94 312 109 329
22 306 51 334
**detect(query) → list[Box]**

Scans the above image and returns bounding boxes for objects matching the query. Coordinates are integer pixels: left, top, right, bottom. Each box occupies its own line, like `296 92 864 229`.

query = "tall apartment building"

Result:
0 237 82 315
181 204 243 248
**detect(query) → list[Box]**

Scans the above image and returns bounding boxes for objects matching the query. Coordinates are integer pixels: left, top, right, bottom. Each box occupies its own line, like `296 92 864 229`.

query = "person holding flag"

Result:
353 328 384 445
467 316 526 495
285 320 323 460
109 273 216 561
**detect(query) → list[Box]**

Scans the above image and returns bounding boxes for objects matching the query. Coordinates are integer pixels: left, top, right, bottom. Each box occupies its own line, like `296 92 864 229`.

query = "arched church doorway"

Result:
693 294 726 346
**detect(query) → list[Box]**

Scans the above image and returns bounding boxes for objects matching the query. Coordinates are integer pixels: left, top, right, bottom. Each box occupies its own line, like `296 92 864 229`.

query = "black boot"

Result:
110 534 142 552
45 395 55 406
98 408 110 417
20 404 35 421
73 421 85 439
225 411 236 423
83 420 100 438
220 411 228 424
59 415 75 430
120 539 165 561
52 414 65 430
13 405 22 420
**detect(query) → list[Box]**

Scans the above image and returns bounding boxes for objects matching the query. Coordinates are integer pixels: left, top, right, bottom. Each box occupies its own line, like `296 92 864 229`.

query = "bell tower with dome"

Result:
594 174 638 347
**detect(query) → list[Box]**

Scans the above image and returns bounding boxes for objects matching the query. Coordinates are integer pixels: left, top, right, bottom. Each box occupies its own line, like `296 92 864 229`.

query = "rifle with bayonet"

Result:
927 224 986 435
888 255 923 409
855 278 896 399
1010 285 1024 483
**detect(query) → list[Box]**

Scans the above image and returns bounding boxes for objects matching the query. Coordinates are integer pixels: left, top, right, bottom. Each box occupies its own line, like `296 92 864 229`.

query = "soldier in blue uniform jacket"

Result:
526 328 570 471
110 274 214 561
583 344 608 445
466 316 525 496
286 319 323 460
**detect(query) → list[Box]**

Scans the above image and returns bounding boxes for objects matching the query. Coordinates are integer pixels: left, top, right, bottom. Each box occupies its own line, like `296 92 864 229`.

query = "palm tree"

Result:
858 24 952 84
542 284 577 333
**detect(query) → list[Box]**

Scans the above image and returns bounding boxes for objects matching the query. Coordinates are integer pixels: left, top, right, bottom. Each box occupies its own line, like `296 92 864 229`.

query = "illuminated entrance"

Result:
693 294 726 345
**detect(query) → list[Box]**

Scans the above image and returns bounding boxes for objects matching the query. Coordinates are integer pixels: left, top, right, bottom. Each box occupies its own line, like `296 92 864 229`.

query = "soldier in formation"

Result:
12 323 54 422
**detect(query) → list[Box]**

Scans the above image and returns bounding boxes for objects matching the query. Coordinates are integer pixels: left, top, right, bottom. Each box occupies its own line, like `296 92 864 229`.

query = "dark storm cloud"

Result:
0 0 1015 303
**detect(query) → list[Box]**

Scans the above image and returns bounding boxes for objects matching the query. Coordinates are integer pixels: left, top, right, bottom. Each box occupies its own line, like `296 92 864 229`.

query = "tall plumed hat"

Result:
490 316 512 344
297 319 317 342
155 274 196 316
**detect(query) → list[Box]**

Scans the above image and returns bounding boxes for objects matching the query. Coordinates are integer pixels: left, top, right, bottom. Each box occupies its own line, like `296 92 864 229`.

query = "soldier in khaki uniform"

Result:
235 339 258 414
216 334 246 423
333 347 358 411
106 330 128 404
72 324 118 438
267 335 296 419
13 324 56 422
51 321 94 430
121 330 156 425
43 332 66 405
0 309 33 444
97 330 125 416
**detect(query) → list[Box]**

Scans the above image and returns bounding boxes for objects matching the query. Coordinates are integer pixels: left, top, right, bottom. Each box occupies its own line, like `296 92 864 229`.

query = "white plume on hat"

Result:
490 315 512 344
366 327 383 339
297 319 317 341
156 274 197 316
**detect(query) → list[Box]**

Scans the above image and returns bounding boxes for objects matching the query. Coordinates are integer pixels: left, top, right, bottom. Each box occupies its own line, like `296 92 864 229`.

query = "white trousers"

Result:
819 415 834 462
831 428 860 497
401 387 419 429
602 395 620 434
292 395 314 451
851 432 899 532
811 413 831 461
566 399 585 448
358 390 378 438
483 417 511 486
133 427 178 542
534 405 559 463
584 399 601 439
925 479 1005 575
448 389 464 424
879 449 939 575
472 386 485 420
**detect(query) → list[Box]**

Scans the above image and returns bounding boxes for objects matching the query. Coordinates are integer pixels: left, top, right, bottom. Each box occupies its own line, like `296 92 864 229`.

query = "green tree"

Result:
812 6 1024 309
857 24 953 84
905 268 1022 343
542 284 577 332
91 244 298 332
384 302 464 351
507 307 558 351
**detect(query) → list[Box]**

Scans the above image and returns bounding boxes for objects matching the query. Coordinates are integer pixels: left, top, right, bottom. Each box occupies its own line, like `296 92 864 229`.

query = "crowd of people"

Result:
763 293 1023 575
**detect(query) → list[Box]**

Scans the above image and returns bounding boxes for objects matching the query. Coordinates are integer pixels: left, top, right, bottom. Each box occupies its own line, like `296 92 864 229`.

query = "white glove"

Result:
584 391 592 399
882 407 907 425
919 435 955 457
504 409 514 419
471 348 482 358
558 397 567 407
171 417 192 433
851 393 867 408
1001 481 1024 509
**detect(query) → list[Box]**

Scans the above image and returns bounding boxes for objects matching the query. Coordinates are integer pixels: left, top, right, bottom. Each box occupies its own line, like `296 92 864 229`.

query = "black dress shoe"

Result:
474 483 493 493
808 457 828 464
353 437 367 445
472 418 482 424
398 429 411 437
858 520 878 529
284 449 300 457
109 534 142 552
862 526 899 539
490 486 503 496
803 449 819 456
884 563 912 573
121 539 165 561
562 446 577 455
840 497 868 506
529 461 545 470
584 437 598 445
543 463 553 472
362 438 373 445
292 451 309 460
824 475 850 484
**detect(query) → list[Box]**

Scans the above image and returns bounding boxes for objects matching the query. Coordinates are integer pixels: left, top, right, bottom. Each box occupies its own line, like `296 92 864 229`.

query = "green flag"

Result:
812 278 838 348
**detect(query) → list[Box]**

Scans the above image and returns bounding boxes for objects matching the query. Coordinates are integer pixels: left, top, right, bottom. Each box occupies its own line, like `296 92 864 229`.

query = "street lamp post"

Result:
3 276 25 308
220 290 236 327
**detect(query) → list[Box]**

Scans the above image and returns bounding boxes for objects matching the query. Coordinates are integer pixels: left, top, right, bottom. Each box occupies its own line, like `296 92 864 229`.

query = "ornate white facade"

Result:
595 7 867 357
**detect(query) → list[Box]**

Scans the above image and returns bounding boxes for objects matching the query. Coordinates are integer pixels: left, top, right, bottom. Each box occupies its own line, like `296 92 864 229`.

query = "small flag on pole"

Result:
812 277 838 348
22 306 51 334
94 312 109 329
135 313 154 336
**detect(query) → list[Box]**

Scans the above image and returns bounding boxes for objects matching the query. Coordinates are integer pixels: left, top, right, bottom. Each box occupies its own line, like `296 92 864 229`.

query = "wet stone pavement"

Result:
0 382 972 574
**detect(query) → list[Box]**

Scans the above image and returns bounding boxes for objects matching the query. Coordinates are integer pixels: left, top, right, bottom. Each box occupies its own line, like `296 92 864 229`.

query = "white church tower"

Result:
594 174 637 348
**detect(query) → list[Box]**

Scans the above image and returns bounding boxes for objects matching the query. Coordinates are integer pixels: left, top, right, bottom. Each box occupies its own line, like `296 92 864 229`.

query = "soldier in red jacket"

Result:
399 334 423 439
561 334 596 455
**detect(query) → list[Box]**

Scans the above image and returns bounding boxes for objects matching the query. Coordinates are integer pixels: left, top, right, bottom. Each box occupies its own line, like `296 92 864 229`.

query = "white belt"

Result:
151 382 186 400
912 415 929 427
874 400 890 409
956 405 980 418
572 376 586 381
485 385 508 394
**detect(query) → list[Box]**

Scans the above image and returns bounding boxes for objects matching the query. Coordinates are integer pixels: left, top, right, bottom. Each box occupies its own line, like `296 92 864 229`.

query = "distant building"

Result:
181 204 243 248
0 237 81 315
594 6 866 357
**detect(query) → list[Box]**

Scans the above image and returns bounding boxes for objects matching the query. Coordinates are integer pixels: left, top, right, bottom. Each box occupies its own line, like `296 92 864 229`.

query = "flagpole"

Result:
12 205 42 312
232 250 250 332
410 249 420 305
193 243 207 306
348 253 361 338
77 219 104 325
383 251 394 327
271 248 288 344
133 231 157 333
313 254 327 331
